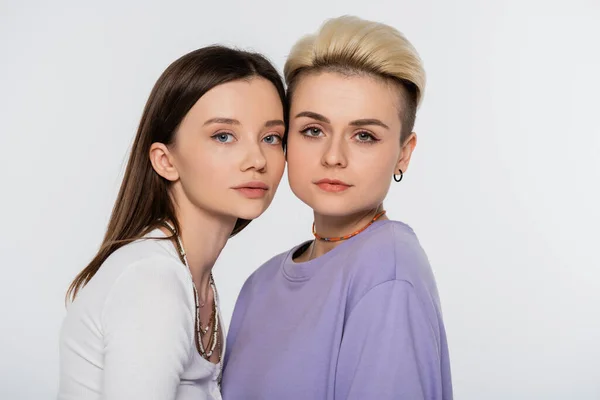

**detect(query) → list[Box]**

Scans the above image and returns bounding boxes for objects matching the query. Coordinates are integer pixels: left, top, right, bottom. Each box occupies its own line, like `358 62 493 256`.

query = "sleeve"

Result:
223 273 254 368
101 258 195 400
335 280 446 400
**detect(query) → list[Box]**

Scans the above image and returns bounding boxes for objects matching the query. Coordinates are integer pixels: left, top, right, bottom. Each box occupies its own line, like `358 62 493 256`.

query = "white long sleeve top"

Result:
58 229 223 400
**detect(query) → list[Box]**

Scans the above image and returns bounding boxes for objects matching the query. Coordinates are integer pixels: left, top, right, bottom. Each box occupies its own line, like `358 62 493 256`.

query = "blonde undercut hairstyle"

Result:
284 16 425 143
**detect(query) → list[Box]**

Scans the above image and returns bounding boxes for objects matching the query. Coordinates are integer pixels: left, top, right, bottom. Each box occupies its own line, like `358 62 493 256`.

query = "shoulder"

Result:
71 235 190 306
237 247 291 295
109 233 178 266
347 220 427 284
345 220 440 312
114 254 190 291
105 236 189 289
226 248 291 344
100 239 195 321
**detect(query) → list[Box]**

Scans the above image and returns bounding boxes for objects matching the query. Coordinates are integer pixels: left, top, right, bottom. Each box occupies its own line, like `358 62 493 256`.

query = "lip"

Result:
232 181 269 199
314 178 352 193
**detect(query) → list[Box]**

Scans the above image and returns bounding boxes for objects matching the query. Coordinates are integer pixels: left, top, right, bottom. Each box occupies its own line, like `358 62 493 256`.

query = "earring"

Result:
393 169 403 182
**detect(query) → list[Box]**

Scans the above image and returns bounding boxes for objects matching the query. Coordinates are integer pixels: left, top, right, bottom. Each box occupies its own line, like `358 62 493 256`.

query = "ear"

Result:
396 132 417 173
149 142 179 182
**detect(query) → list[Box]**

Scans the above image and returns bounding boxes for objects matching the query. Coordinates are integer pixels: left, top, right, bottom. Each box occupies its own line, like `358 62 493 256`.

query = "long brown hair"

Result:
66 46 287 302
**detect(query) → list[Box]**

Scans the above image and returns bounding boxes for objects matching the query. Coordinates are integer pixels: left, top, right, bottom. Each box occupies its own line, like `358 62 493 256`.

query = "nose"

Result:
241 142 267 172
321 136 347 168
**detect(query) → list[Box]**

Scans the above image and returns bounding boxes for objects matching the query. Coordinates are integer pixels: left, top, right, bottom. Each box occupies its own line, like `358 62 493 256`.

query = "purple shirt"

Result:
222 220 452 399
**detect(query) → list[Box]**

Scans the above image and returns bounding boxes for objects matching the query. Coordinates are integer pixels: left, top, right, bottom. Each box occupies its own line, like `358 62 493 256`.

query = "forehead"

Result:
188 77 283 122
290 72 402 126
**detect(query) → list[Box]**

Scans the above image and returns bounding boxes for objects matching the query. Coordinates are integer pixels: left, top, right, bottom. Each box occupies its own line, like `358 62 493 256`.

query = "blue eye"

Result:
263 135 282 145
300 127 323 137
212 133 235 143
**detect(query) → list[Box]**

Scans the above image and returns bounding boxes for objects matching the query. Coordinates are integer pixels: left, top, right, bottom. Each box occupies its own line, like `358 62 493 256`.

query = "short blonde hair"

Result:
284 16 425 140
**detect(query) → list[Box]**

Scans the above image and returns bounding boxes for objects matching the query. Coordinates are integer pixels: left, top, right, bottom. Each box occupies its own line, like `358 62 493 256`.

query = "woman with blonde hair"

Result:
222 16 452 399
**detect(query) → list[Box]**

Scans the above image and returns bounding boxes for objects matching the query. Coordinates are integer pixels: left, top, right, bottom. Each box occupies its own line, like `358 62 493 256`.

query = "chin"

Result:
229 202 270 221
299 198 354 217
300 192 383 218
311 205 359 218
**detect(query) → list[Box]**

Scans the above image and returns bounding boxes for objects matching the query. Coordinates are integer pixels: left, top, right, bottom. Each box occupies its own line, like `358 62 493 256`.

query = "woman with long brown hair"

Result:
58 45 287 400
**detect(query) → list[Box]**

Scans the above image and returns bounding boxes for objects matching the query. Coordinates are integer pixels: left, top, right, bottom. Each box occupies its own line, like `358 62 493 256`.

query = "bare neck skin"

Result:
160 202 236 302
297 204 387 262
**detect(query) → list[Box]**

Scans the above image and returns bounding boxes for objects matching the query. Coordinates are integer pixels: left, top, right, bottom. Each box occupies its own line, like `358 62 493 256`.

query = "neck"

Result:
163 201 237 301
309 204 387 260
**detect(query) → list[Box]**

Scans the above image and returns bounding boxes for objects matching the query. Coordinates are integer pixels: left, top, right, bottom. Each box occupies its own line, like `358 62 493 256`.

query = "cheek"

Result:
287 152 313 186
265 148 286 180
355 149 397 190
286 139 313 175
286 155 312 201
367 153 397 175
178 144 231 187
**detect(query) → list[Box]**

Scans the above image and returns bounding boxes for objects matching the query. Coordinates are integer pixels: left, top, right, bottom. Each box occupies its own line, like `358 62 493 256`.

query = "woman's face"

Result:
286 71 416 217
152 77 286 221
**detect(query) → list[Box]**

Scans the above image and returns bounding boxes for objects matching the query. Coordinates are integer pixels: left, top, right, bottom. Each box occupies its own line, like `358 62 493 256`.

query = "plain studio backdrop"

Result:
1 0 599 398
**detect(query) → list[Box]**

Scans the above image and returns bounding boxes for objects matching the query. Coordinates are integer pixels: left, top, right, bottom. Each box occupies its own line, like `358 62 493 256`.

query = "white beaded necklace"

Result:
162 221 220 360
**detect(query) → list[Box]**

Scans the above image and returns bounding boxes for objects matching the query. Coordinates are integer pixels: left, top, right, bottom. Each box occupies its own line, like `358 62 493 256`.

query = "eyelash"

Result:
211 131 236 144
354 131 380 144
211 132 283 145
299 125 380 144
299 126 324 139
263 134 283 145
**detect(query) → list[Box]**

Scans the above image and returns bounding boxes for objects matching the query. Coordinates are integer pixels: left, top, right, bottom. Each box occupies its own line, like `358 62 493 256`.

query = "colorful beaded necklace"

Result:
312 210 387 242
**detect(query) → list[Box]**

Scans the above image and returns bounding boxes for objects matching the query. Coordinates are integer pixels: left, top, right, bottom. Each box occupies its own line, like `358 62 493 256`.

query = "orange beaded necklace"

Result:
312 210 387 242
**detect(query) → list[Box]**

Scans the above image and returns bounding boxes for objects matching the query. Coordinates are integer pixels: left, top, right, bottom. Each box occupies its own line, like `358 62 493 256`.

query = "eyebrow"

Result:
203 117 240 126
264 119 285 128
295 111 389 129
203 117 285 128
349 118 389 129
295 111 330 124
